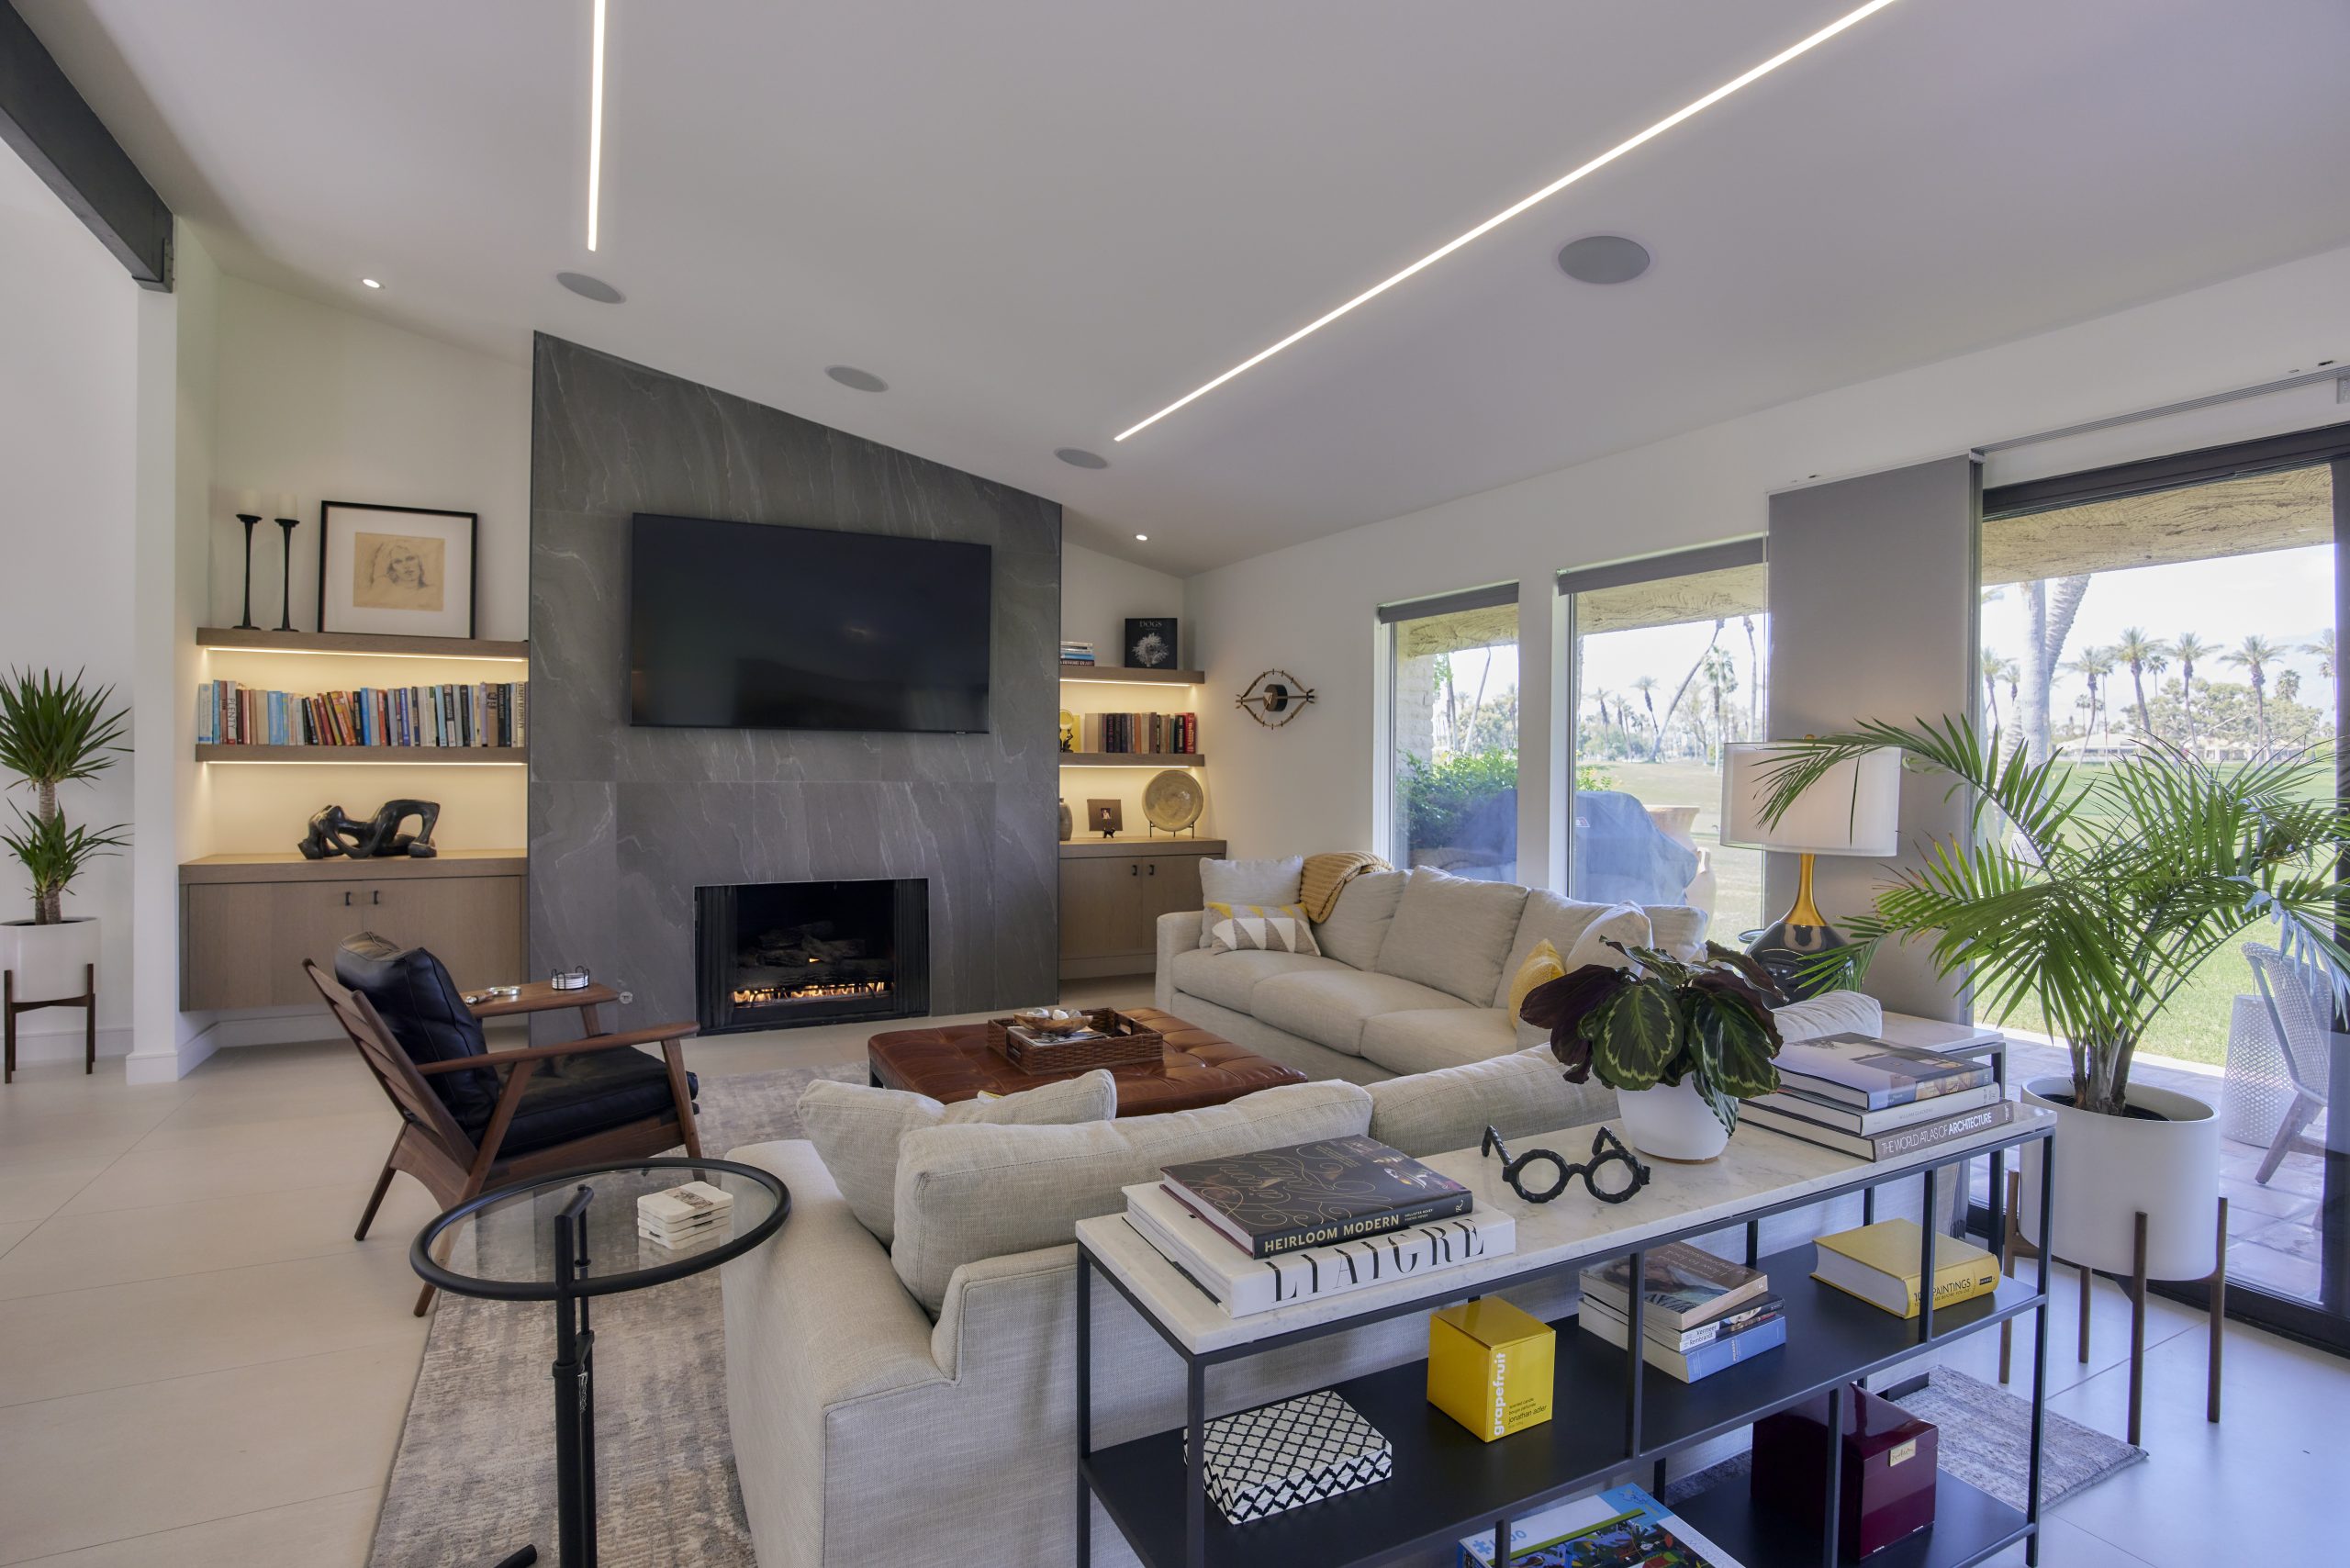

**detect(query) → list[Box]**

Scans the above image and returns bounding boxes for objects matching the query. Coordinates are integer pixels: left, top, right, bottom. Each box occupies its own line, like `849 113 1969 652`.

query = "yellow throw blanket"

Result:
1298 850 1392 923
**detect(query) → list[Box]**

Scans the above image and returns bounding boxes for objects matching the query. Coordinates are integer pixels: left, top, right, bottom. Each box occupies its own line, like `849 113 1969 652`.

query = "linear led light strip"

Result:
1113 0 1906 443
587 0 609 251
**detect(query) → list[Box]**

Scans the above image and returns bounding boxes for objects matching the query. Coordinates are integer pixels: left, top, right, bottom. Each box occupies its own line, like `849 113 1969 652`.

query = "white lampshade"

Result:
1718 743 1901 857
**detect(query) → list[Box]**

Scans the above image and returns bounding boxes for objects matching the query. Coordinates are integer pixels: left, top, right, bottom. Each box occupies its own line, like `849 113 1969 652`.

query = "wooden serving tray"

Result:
986 1007 1165 1072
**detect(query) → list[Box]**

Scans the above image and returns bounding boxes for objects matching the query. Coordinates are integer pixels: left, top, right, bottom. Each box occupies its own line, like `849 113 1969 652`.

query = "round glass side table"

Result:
412 1157 789 1568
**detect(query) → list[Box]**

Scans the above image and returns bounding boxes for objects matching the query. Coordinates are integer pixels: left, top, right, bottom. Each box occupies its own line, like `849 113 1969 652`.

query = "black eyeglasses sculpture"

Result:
1480 1124 1652 1206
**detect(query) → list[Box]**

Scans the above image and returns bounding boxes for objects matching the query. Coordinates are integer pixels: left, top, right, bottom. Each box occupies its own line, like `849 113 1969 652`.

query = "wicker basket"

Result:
986 1007 1165 1072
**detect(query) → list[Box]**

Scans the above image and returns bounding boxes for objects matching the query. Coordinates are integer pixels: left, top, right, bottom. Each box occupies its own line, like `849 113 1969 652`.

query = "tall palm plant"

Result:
2306 628 2335 681
0 670 130 924
1756 719 2350 1117
2168 633 2214 752
2110 628 2166 743
2224 634 2282 756
2063 646 2115 751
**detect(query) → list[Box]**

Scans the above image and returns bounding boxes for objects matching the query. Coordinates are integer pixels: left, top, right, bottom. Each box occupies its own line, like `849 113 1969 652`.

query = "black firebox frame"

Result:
693 878 930 1036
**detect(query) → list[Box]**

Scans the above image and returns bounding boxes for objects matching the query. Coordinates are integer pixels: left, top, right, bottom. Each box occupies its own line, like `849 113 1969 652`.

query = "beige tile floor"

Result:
0 980 2339 1566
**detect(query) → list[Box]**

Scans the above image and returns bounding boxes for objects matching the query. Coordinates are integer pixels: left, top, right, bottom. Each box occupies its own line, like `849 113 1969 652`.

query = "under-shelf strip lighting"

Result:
201 757 528 767
202 643 529 664
587 0 608 252
1112 0 1905 443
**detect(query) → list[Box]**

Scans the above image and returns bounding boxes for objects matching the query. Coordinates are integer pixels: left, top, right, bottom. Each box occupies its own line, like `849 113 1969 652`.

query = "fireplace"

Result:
694 879 929 1034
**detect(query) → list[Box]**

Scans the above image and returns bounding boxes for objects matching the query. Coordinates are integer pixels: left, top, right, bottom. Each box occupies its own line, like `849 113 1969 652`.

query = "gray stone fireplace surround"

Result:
526 334 1061 1036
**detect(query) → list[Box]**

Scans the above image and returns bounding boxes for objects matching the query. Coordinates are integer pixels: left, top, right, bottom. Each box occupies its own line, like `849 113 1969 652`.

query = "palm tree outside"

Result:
2063 645 2115 752
2223 633 2282 756
2169 632 2214 752
2111 627 2166 745
1631 675 1661 756
2306 627 2335 681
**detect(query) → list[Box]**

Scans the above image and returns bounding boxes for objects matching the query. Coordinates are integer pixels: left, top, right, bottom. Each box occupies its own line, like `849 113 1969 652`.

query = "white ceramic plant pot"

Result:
1617 1081 1730 1163
0 917 99 1002
2017 1075 2220 1280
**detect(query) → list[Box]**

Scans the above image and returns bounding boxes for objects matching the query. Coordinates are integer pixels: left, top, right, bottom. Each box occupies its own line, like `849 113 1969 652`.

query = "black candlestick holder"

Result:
234 514 263 629
274 518 301 631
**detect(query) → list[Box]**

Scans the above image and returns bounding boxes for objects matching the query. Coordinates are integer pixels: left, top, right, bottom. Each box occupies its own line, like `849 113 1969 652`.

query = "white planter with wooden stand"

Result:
1616 1081 1730 1162
0 917 101 1081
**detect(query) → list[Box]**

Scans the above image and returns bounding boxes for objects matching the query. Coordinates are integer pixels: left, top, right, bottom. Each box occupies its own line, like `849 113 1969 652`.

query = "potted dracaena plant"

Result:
1754 718 2350 1279
0 670 130 1004
1519 944 1787 1161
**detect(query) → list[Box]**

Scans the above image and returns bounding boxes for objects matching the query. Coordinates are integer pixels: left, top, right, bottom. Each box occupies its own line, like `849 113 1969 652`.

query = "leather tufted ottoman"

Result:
866 1006 1307 1114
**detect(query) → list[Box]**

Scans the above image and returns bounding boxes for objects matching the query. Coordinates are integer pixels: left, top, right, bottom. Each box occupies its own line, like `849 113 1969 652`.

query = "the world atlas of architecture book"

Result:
1739 1096 2015 1161
1124 1181 1515 1316
1159 1136 1472 1259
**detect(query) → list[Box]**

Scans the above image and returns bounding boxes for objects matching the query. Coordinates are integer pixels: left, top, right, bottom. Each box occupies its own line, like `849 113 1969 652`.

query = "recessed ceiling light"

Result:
1056 448 1110 469
361 277 382 289
1557 235 1651 285
1134 533 1148 542
1112 0 1906 442
586 0 608 252
556 271 625 304
826 365 888 392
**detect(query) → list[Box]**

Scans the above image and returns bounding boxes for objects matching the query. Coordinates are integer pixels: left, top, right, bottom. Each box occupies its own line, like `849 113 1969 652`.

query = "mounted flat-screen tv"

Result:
628 513 991 734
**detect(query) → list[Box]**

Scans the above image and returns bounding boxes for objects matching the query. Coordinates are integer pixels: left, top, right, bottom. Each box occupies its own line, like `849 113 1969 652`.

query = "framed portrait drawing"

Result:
318 502 478 638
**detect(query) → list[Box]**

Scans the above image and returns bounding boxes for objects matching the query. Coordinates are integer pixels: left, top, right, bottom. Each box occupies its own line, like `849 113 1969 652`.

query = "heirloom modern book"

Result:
1159 1136 1472 1259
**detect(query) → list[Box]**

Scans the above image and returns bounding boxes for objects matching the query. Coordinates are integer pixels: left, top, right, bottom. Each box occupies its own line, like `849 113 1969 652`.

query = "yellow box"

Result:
1427 1297 1555 1442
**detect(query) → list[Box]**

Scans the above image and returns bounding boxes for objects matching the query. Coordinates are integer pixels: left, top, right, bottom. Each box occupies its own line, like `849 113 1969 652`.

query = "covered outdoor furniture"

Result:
309 934 701 1313
2244 942 2334 1185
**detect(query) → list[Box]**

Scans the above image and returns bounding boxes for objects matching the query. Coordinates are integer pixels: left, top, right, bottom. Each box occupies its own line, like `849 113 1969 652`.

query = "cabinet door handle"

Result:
344 890 353 907
1130 863 1139 877
372 889 382 905
1147 863 1157 876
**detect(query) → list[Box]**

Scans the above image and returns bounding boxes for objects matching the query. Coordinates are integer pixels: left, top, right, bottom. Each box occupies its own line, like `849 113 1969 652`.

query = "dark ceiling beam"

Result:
0 0 171 289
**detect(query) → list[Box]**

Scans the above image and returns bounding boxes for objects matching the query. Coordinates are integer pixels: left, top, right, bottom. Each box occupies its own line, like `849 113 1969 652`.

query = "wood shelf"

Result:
196 745 528 763
1058 752 1203 767
1058 663 1205 686
197 628 530 660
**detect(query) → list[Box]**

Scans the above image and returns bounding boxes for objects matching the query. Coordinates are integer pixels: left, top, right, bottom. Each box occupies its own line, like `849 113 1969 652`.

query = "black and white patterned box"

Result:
1183 1389 1393 1523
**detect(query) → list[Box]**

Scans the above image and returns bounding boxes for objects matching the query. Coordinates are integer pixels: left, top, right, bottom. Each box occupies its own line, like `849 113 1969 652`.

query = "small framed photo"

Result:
1087 799 1125 836
318 501 478 638
1125 617 1179 669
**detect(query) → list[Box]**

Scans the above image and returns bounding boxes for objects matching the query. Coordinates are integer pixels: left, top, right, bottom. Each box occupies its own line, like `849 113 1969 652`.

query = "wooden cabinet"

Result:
180 852 526 1010
1058 839 1223 980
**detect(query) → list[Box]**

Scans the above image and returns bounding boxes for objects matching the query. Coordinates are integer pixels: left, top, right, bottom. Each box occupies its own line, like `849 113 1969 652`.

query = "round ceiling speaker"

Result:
1055 448 1110 469
825 365 889 392
1555 235 1651 285
555 271 626 304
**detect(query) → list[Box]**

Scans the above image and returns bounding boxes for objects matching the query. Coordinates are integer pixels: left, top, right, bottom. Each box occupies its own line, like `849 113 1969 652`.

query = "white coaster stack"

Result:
638 1181 735 1249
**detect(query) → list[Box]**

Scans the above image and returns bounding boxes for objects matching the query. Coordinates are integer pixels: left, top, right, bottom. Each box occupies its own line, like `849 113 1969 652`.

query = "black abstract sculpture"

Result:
274 516 301 631
298 800 442 860
234 514 263 630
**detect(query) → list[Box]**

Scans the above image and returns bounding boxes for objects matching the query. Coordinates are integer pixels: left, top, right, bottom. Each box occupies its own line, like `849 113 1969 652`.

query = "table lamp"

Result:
1718 742 1901 998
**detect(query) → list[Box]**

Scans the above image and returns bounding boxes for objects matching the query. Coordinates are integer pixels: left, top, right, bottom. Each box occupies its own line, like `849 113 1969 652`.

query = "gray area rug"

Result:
367 1062 862 1568
1665 1367 2146 1515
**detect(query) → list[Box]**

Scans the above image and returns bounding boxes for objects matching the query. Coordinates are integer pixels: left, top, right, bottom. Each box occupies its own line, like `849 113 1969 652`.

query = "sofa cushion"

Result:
1372 868 1529 1004
798 1070 1117 1244
890 1080 1372 1312
1252 968 1469 1057
1774 990 1886 1041
1195 857 1306 947
1357 1007 1520 1078
1310 868 1406 969
1366 1044 1618 1159
1491 891 1635 1009
1648 903 1711 959
1169 946 1345 1014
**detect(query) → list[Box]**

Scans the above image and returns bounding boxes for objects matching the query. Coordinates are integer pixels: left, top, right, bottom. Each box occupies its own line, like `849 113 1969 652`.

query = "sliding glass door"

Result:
1981 425 2349 1349
1382 586 1522 882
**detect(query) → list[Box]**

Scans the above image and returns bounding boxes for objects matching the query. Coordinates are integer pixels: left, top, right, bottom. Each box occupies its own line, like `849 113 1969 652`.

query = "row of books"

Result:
1059 640 1098 665
1740 1032 2011 1160
1577 1244 1785 1383
196 678 528 749
1070 711 1198 754
1127 1135 1514 1318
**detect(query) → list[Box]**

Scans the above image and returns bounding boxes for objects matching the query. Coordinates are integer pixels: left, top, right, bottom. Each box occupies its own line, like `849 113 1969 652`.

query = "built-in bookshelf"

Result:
1058 661 1205 687
196 627 530 661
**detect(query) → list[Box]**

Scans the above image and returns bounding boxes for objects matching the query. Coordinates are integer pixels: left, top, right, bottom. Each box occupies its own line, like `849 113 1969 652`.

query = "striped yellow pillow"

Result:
1506 938 1567 1024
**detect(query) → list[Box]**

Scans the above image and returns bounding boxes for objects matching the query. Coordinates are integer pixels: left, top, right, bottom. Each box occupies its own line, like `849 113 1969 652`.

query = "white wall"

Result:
1058 542 1203 838
1186 241 2350 871
0 150 142 1055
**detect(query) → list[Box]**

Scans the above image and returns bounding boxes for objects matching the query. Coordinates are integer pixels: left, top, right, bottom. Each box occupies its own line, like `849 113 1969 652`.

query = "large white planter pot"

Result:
2017 1075 2220 1280
0 917 99 1002
1617 1081 1730 1162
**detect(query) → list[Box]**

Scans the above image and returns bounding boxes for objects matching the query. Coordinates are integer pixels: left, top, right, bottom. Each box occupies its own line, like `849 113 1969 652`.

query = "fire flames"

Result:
731 980 892 1007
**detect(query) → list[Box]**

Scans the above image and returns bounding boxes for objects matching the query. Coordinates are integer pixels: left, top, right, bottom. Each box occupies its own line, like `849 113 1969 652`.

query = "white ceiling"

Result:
25 0 2350 575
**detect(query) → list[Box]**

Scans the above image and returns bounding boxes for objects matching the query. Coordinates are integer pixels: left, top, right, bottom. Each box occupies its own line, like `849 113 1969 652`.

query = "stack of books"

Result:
1812 1218 1999 1318
1073 711 1198 753
1577 1243 1785 1382
636 1181 734 1249
1059 640 1097 666
196 678 528 748
1125 1135 1515 1317
1739 1032 2010 1160
1460 1482 1748 1567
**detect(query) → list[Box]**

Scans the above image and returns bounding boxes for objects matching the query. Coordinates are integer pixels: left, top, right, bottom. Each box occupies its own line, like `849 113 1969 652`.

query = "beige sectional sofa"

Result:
1156 864 1711 1084
721 971 1913 1568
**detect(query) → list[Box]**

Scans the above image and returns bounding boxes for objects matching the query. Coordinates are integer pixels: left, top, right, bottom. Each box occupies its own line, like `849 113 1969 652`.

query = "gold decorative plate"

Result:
1141 768 1205 832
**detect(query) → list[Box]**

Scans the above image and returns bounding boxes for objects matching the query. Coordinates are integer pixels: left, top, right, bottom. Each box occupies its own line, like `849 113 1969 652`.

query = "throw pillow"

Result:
797 1070 1116 1244
891 1080 1373 1312
1196 857 1305 948
1513 902 1651 1047
1647 903 1711 961
1371 867 1530 1004
1310 868 1406 969
1490 890 1628 1009
1208 902 1323 956
1505 938 1566 1023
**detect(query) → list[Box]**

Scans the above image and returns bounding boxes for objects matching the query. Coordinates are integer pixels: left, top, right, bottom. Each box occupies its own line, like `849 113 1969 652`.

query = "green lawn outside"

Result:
1589 758 2293 1068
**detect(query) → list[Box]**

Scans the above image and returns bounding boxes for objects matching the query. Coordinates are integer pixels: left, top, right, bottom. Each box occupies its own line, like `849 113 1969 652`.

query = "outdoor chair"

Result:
2244 942 2333 1186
